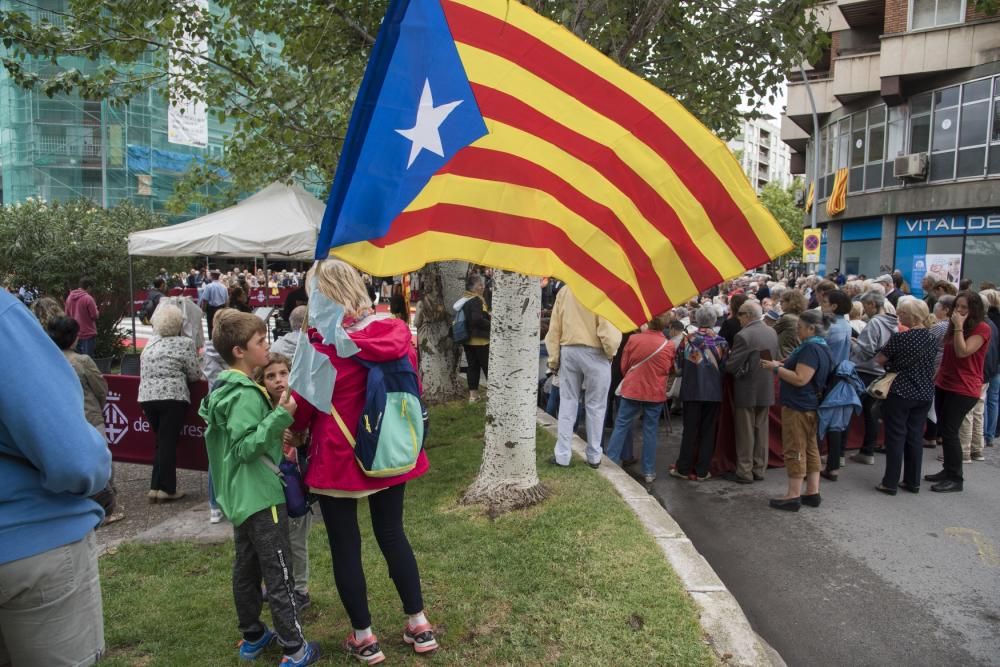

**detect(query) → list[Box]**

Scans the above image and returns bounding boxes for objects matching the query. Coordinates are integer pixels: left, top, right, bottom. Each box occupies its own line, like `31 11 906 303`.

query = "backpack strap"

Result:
330 406 357 447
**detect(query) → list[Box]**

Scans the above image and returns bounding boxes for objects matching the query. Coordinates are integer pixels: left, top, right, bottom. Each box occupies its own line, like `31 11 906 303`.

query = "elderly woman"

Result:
761 310 834 510
924 295 955 446
606 314 676 483
669 306 728 482
849 291 898 464
924 291 992 493
819 290 853 480
139 303 204 502
775 289 808 358
873 300 938 494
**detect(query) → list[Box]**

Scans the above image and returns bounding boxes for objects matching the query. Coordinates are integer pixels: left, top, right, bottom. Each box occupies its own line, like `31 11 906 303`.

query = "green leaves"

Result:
759 180 805 258
1 0 822 205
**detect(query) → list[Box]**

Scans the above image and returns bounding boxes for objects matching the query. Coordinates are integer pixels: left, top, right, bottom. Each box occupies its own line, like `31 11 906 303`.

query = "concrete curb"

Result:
536 409 783 667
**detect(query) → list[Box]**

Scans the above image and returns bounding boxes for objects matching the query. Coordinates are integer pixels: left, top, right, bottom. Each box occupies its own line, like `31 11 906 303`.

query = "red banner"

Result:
103 375 209 471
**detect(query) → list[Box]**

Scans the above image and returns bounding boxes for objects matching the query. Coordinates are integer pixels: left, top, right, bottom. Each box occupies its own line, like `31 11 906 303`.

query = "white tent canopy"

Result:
127 182 325 259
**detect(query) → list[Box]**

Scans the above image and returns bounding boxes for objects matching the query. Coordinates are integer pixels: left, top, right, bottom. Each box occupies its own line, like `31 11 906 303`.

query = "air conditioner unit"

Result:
893 153 928 180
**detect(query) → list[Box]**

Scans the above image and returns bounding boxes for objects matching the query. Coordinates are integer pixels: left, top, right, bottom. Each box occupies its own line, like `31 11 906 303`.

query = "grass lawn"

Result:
99 402 712 666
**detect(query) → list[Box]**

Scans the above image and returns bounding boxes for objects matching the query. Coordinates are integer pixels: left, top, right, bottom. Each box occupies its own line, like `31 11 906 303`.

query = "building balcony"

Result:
810 1 850 34
881 20 1000 78
836 0 885 29
833 51 880 103
785 77 838 132
780 115 810 154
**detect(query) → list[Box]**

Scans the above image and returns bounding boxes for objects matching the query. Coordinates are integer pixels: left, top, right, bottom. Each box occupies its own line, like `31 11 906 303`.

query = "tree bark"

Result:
463 270 547 515
415 261 467 404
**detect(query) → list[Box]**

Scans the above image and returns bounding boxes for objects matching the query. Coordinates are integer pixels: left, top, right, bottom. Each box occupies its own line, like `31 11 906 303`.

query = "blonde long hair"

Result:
305 259 372 318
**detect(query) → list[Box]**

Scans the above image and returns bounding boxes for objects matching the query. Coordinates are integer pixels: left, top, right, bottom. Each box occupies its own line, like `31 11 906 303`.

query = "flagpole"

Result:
799 64 821 275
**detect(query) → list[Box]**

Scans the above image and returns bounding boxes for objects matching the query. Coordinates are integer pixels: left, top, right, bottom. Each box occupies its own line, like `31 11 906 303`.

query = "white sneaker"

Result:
209 508 223 524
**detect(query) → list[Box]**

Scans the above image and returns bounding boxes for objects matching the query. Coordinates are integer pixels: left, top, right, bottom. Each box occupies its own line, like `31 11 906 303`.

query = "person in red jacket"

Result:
290 259 435 665
605 314 676 483
64 277 100 357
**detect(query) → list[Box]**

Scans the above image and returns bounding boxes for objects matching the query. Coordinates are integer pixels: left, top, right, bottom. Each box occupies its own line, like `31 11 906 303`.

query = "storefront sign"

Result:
897 212 1000 237
803 229 823 263
103 375 209 471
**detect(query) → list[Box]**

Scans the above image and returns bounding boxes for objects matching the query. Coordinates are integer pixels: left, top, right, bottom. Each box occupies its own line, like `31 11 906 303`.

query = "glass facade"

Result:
0 0 234 218
814 75 1000 202
893 212 1000 296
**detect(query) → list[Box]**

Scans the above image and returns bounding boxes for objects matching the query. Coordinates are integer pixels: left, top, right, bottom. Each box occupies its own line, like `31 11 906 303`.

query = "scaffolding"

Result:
0 0 233 219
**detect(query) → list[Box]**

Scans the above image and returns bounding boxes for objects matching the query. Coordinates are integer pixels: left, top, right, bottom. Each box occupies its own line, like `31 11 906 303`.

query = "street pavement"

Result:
631 416 1000 667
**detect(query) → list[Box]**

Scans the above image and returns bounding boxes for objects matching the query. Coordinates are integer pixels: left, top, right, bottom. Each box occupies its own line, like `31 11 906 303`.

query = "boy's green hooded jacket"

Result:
198 370 292 527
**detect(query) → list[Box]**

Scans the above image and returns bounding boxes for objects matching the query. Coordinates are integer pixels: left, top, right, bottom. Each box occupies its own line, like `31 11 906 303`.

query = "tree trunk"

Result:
463 270 547 515
416 261 467 404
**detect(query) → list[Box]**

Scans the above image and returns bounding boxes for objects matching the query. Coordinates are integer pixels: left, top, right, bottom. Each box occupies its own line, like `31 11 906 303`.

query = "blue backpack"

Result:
452 307 470 344
332 356 426 478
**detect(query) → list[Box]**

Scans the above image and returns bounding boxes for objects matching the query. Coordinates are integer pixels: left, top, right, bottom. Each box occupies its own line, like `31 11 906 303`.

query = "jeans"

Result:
985 373 1000 444
141 399 188 494
76 336 97 358
858 372 881 455
318 485 423 630
0 533 104 666
881 395 931 490
675 401 720 477
937 390 979 482
606 398 662 476
207 467 219 510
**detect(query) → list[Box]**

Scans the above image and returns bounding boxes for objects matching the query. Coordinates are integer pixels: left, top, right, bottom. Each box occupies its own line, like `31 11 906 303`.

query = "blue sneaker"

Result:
280 641 321 666
238 628 275 660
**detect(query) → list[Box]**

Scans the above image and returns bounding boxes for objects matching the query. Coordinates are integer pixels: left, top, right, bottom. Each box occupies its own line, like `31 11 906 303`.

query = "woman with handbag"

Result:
848 291 898 465
606 314 677 483
670 306 728 482
872 299 937 494
923 291 992 493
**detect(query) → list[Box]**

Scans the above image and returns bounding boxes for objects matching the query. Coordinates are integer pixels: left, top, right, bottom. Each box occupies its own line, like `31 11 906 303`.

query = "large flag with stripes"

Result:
316 0 792 331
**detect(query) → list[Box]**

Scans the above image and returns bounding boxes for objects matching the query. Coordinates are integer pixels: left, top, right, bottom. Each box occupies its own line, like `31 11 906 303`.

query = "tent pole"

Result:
263 254 271 342
128 255 137 349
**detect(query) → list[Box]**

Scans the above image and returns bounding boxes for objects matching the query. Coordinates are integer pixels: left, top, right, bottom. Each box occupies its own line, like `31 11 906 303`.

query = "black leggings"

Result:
318 484 424 629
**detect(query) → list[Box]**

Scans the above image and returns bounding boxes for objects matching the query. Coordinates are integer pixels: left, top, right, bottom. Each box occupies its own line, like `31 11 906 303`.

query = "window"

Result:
840 240 881 277
958 79 990 178
965 236 1000 287
910 0 966 30
930 86 960 181
885 107 906 187
867 107 886 191
990 76 1000 175
909 93 932 154
850 111 867 192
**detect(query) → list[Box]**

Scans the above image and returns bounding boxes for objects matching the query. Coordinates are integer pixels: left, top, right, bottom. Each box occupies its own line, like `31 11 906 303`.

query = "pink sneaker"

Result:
402 622 439 654
344 632 385 665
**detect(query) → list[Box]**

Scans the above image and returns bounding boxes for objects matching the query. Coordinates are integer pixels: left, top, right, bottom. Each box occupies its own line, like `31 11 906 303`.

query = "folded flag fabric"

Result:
316 0 793 331
826 168 848 217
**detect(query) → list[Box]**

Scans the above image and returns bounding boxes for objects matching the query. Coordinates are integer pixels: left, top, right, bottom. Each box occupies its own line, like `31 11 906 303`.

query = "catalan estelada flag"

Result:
317 0 792 331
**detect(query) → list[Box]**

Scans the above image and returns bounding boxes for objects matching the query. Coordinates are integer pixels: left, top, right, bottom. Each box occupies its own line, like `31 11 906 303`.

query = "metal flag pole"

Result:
799 63 822 275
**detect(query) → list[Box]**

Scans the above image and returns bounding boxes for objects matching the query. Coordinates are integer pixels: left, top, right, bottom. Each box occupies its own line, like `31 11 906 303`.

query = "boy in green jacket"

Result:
199 310 320 666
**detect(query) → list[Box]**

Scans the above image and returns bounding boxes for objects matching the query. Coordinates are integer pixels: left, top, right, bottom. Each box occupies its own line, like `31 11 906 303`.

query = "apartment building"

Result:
729 117 794 192
781 0 1000 292
0 0 233 218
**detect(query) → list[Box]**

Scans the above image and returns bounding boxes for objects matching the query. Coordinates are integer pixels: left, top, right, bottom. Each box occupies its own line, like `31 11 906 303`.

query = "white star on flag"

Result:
395 79 463 169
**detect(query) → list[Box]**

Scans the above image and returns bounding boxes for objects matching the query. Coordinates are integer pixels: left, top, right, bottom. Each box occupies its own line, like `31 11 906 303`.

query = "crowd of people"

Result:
6 254 998 665
542 268 997 509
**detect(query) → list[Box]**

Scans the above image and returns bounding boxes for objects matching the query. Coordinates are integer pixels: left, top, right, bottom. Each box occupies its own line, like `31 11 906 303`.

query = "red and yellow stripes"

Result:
827 168 848 217
333 0 792 331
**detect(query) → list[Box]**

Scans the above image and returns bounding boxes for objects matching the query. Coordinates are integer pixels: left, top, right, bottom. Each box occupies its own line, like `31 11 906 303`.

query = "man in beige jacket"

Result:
544 286 622 467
